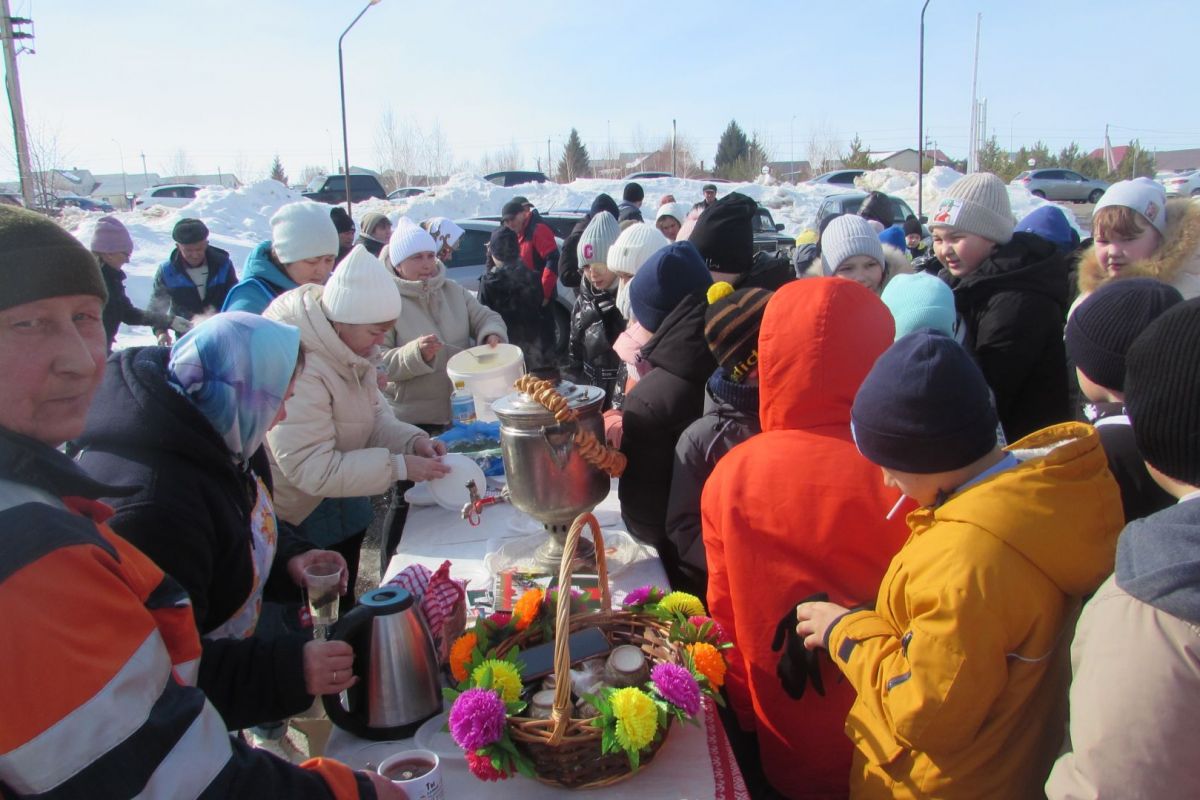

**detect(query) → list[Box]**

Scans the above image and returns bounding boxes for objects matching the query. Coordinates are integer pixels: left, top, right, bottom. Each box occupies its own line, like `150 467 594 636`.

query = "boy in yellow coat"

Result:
797 331 1124 799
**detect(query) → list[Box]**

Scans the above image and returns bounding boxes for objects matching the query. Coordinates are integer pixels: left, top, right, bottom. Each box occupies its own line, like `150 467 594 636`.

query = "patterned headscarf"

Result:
168 312 301 464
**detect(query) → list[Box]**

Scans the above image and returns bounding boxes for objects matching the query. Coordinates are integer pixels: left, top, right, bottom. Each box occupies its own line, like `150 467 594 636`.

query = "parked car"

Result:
56 195 115 213
0 192 22 207
388 186 426 200
752 206 795 259
134 184 201 209
302 174 387 204
1158 170 1200 197
483 171 550 187
808 169 865 186
624 171 672 180
813 192 925 237
1010 169 1108 203
472 210 587 241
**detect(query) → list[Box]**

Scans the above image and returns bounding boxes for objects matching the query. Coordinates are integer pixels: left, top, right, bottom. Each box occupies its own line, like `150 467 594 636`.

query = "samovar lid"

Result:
491 380 605 420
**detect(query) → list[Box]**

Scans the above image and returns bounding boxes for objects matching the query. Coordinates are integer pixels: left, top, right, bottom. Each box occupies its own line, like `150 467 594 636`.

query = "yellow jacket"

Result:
827 423 1124 799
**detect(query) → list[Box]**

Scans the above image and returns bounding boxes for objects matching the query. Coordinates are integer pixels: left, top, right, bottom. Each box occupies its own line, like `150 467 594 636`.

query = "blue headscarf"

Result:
168 312 301 464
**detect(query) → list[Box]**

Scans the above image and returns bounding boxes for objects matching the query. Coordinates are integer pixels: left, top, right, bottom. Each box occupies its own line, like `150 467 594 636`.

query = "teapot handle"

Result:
321 601 381 735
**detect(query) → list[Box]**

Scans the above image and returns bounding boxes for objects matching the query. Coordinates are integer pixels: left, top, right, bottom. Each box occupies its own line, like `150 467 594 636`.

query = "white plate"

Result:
427 453 487 512
403 483 435 506
413 711 466 761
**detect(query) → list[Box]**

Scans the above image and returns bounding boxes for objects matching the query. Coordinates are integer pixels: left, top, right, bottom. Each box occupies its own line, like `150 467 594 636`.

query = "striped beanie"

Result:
704 281 773 383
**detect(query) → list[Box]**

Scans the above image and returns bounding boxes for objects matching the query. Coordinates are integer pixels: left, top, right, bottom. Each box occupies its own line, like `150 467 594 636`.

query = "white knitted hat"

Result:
656 202 689 224
607 223 669 277
579 211 620 267
270 202 340 264
1094 177 1168 236
321 245 402 324
821 215 885 275
928 172 1014 244
388 218 439 266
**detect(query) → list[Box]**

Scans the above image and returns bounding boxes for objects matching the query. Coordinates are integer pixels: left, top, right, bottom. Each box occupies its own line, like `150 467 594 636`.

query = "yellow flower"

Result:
659 591 706 618
610 687 658 752
512 588 544 632
449 631 478 684
689 642 727 689
471 659 522 703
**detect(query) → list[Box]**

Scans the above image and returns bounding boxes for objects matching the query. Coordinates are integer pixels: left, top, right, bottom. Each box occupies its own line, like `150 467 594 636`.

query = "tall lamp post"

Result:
338 0 382 214
917 0 931 219
111 138 128 210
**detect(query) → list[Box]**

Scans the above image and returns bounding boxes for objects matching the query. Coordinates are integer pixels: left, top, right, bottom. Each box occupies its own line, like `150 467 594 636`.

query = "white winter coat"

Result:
263 284 428 525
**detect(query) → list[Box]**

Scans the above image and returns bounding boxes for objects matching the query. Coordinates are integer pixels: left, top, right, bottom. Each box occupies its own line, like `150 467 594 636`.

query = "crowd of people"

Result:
2 169 1198 799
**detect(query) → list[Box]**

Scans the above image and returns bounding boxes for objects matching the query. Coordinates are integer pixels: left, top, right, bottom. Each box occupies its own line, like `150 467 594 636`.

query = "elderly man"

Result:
0 207 399 799
148 217 238 345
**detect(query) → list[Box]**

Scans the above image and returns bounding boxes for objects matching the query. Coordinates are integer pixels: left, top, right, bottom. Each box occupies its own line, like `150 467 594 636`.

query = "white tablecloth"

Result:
325 482 747 799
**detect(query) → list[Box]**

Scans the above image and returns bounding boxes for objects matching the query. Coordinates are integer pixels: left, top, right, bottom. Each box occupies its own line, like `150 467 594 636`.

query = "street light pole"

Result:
338 0 381 214
1009 111 1020 156
790 115 796 184
111 138 127 210
917 0 931 218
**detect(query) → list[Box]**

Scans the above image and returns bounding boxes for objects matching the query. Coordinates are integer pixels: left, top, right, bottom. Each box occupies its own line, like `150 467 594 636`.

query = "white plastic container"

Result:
445 343 525 422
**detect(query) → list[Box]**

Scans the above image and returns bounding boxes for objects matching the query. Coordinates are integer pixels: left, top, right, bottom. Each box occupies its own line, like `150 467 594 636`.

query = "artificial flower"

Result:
449 631 478 683
466 751 510 781
650 662 701 716
688 615 729 644
448 688 507 751
689 642 727 689
487 610 512 629
512 588 544 632
471 659 523 703
609 687 659 752
621 585 666 608
659 591 706 618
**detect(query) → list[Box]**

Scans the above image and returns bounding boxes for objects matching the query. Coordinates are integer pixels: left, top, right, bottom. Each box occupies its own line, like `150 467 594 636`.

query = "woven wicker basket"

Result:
492 513 680 789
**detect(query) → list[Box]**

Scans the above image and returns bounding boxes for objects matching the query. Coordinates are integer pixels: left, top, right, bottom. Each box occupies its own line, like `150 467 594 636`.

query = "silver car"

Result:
1011 169 1108 203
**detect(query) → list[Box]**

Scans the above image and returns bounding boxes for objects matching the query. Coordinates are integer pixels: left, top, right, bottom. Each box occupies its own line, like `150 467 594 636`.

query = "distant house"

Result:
866 149 956 172
766 160 812 181
1153 148 1200 173
90 172 163 211
161 173 241 189
592 152 655 179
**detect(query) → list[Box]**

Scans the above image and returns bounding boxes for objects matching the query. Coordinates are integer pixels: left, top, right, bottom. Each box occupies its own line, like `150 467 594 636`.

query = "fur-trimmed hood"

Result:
806 243 912 292
1077 198 1200 299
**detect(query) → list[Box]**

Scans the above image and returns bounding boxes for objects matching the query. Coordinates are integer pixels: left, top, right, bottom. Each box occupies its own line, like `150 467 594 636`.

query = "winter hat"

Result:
589 193 619 219
656 202 688 224
500 200 524 220
90 215 133 253
172 217 209 245
358 211 389 240
1094 177 1168 236
879 225 907 254
607 223 669 277
689 191 756 274
629 241 713 333
1066 278 1183 392
702 183 717 193
1126 297 1200 486
704 282 773 382
0 205 107 312
623 182 644 203
1016 205 1081 253
270 202 339 264
852 330 999 474
579 211 619 267
880 272 957 340
329 205 354 234
423 217 465 249
929 172 1014 245
903 216 923 237
858 191 895 229
387 218 438 266
820 214 885 275
320 245 402 324
489 226 520 263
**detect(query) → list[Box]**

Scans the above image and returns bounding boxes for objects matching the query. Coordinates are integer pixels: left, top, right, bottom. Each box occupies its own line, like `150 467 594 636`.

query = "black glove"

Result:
771 592 828 700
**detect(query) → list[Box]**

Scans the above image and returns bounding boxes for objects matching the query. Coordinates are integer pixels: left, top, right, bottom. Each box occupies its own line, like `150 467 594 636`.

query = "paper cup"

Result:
378 749 443 800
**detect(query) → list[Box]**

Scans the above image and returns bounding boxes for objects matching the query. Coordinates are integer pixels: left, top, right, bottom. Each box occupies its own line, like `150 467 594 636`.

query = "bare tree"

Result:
25 120 71 206
232 151 261 184
476 141 524 175
418 120 453 183
375 106 413 190
300 165 325 186
806 119 843 176
164 148 193 180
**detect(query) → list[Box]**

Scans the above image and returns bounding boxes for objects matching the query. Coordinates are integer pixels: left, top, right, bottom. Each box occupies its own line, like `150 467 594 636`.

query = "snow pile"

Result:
61 169 1064 349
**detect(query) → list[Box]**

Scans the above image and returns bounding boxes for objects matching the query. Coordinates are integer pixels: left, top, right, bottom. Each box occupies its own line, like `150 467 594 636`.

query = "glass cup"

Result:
378 749 444 800
304 561 342 640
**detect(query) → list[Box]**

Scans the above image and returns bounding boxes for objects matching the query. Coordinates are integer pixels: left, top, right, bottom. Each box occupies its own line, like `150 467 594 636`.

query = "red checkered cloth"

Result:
386 561 467 661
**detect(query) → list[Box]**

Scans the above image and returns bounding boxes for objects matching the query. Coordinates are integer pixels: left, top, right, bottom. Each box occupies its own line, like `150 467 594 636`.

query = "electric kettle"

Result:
322 586 442 740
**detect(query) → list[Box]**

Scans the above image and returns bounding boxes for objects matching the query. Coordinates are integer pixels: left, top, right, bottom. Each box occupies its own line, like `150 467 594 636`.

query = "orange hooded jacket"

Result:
701 278 912 799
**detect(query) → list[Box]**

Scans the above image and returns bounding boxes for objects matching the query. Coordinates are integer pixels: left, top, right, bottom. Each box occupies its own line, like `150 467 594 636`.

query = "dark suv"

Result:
484 171 550 187
753 207 795 258
302 174 387 204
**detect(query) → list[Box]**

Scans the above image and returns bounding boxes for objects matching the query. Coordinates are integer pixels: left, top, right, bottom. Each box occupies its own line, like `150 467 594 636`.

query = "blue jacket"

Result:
222 241 298 315
148 246 238 329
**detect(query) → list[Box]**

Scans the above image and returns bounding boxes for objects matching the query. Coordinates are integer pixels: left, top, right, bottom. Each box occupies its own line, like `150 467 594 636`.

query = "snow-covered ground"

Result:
64 168 1065 350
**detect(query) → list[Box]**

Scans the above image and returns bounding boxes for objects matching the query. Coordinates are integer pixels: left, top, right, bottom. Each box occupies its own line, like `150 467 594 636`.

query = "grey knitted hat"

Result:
821 214 885 275
929 172 1014 245
579 211 619 267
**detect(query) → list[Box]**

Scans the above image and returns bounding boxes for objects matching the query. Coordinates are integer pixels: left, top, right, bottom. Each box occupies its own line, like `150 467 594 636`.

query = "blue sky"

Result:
6 0 1196 181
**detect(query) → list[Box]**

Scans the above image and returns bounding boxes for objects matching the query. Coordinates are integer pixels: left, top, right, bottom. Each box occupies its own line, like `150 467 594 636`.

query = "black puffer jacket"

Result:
478 257 556 371
619 291 716 551
76 347 316 730
663 371 760 597
559 194 620 289
100 262 171 350
736 251 795 292
567 278 626 409
942 231 1071 441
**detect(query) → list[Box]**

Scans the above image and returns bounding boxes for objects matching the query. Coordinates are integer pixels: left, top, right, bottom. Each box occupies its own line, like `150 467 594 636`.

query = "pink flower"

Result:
689 615 729 644
466 751 510 781
622 585 666 608
448 688 507 752
650 662 701 717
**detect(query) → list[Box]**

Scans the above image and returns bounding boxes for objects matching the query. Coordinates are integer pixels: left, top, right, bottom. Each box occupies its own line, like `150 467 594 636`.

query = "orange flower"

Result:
512 588 544 632
689 642 727 689
449 631 478 683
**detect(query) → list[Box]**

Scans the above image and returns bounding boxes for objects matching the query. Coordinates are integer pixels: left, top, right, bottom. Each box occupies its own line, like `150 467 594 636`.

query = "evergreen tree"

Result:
843 135 877 169
977 136 1014 180
556 128 591 182
269 155 288 186
1057 142 1106 179
714 120 751 179
1114 139 1156 180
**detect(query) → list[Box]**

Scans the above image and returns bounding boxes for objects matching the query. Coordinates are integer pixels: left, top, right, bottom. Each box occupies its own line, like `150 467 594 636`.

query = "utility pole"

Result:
917 0 932 218
967 12 981 173
671 119 677 177
546 138 551 178
1 1 35 208
140 151 150 189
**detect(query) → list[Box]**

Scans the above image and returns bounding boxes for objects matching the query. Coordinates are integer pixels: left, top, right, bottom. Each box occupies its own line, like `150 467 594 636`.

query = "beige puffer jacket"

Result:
378 256 507 425
263 284 428 525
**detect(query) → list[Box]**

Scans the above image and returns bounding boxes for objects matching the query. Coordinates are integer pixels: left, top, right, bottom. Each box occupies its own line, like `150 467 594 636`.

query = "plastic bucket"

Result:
446 343 525 422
